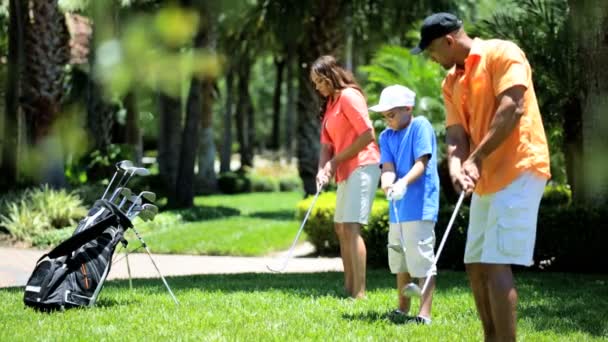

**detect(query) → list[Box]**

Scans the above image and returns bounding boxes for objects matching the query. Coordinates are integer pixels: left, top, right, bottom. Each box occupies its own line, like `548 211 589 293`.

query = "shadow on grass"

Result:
171 206 241 222
247 210 296 221
342 309 415 325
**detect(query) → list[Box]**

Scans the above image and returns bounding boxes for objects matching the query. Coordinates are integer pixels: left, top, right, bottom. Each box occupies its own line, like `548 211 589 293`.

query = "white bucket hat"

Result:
368 85 416 112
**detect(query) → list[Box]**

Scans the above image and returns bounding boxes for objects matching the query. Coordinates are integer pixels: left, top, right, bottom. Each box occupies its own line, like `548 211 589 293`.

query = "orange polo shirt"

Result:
320 87 380 183
442 38 551 195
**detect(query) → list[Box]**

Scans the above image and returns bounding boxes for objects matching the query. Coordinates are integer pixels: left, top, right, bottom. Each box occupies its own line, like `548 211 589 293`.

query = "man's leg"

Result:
344 222 367 299
487 264 517 342
397 272 412 313
335 223 353 295
466 263 496 341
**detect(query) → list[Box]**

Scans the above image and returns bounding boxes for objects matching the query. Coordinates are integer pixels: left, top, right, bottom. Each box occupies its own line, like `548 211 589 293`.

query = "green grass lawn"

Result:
2 270 607 341
125 192 305 256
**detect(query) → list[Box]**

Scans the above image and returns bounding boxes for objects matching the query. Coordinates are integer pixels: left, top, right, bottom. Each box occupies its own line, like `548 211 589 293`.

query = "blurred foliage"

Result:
359 44 447 159
93 5 221 99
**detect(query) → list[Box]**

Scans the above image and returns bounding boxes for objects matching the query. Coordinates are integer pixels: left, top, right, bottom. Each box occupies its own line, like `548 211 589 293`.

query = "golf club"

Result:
266 187 322 273
129 224 178 305
388 199 407 254
126 191 156 214
101 160 133 200
119 195 140 212
128 203 158 220
108 187 131 203
403 191 466 298
115 166 151 192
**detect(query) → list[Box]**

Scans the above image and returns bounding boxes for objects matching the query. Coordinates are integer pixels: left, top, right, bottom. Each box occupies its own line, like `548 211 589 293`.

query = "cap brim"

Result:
368 104 394 113
410 46 423 55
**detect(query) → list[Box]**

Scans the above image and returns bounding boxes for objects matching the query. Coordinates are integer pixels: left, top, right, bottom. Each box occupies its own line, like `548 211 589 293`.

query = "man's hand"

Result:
387 178 408 201
462 156 481 185
451 171 475 195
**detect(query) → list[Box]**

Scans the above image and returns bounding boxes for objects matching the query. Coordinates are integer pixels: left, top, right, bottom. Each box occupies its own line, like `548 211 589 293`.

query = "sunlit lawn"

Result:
127 192 305 256
1 271 607 341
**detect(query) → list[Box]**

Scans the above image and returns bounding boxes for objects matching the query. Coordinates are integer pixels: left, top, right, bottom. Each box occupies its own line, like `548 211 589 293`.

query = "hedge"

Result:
297 188 607 273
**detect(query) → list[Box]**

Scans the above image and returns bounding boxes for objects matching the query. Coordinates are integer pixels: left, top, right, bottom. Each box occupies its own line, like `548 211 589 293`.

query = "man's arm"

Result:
464 86 525 182
446 124 470 193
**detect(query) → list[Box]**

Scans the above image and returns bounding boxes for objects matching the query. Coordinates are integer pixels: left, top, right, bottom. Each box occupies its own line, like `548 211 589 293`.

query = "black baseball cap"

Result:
410 13 463 55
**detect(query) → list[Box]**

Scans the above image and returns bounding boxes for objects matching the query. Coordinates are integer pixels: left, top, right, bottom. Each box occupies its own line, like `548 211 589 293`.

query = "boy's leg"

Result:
397 272 412 313
418 275 435 319
344 222 366 299
335 223 353 295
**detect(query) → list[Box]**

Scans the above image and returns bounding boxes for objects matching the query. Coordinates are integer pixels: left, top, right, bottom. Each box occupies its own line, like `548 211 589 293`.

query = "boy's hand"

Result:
387 178 408 201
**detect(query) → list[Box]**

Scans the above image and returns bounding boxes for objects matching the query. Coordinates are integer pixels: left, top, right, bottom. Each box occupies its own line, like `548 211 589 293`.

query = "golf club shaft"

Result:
420 191 465 295
131 227 179 305
269 188 322 272
392 200 406 252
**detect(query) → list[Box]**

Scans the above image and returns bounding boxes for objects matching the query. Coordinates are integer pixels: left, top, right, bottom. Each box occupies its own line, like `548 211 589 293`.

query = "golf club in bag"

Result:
403 191 466 298
266 187 322 273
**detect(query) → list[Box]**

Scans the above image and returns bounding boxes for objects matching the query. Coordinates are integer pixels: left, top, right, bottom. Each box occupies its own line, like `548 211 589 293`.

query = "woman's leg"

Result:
335 223 352 295
344 222 367 299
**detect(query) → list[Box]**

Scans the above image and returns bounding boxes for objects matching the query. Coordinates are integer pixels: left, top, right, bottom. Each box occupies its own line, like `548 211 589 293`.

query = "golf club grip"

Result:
421 191 465 295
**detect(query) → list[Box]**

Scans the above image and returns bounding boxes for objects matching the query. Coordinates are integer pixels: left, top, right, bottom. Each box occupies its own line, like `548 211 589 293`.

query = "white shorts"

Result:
334 164 380 224
464 172 547 266
387 221 437 278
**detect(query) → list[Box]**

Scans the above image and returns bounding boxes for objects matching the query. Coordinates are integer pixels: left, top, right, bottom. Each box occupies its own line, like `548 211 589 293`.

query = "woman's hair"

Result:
310 55 365 119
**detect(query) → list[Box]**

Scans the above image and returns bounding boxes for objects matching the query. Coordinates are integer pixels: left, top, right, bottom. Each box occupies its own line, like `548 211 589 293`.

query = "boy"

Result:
369 85 440 325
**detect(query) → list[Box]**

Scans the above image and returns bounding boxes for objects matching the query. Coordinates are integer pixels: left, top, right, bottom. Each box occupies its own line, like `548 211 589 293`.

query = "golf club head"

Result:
128 166 151 177
139 191 156 203
117 160 134 170
121 195 141 211
110 187 131 202
402 283 422 298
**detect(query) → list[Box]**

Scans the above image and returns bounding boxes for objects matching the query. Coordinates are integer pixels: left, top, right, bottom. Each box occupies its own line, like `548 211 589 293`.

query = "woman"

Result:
311 55 380 299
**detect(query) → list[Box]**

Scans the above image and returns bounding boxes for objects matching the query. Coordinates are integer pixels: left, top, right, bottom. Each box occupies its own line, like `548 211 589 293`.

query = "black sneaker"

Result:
387 309 414 323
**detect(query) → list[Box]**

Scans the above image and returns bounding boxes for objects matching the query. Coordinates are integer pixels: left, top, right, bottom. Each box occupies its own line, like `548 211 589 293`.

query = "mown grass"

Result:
123 192 305 256
1 270 607 341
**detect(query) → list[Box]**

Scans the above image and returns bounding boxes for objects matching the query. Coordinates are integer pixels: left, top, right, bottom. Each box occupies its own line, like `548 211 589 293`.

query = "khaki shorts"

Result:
334 164 380 224
387 221 437 278
464 172 547 266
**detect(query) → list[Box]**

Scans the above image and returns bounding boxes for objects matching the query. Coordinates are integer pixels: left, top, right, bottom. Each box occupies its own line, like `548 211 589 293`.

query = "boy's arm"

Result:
398 155 430 186
381 162 396 194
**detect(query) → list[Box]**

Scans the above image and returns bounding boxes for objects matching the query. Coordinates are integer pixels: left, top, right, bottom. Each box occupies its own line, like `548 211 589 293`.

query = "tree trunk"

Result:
1 0 26 190
220 70 234 173
21 0 71 187
158 92 182 200
173 77 202 208
236 60 253 168
284 47 296 162
296 1 347 196
124 91 143 164
568 0 608 205
196 80 217 194
270 56 285 150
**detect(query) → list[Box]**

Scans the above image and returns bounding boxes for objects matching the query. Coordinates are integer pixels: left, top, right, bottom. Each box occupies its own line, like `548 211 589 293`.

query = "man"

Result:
411 13 551 341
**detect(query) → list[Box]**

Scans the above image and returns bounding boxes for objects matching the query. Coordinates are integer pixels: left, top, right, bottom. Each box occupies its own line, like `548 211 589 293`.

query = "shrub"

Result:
0 186 88 246
297 189 606 272
251 174 280 192
218 172 252 194
278 177 302 192
541 183 571 207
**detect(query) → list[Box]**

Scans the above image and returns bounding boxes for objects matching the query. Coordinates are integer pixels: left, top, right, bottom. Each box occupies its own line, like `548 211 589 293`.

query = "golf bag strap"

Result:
47 215 121 259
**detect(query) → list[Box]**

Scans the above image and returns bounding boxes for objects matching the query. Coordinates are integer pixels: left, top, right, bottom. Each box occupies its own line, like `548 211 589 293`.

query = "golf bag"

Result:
23 200 132 311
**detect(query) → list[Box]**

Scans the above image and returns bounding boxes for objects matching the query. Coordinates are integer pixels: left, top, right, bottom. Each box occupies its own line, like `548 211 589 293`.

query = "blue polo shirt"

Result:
379 116 440 223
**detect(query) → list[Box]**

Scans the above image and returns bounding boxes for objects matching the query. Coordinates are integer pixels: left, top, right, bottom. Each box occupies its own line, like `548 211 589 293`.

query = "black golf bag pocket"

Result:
23 201 132 311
